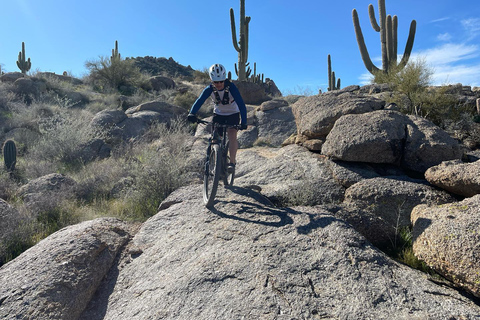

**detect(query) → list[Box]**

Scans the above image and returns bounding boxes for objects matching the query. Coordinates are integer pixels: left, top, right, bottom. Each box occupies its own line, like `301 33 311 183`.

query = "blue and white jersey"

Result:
189 80 247 125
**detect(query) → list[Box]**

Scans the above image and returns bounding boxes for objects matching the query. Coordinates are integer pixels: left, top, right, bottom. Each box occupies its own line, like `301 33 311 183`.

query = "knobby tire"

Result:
223 141 235 186
203 144 221 207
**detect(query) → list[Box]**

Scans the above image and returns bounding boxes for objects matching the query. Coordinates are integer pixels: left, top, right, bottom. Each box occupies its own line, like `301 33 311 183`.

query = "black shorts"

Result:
212 113 240 136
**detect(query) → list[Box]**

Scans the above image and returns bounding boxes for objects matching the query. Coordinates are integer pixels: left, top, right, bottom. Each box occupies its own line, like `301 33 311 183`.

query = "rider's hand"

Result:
187 113 197 123
239 123 247 130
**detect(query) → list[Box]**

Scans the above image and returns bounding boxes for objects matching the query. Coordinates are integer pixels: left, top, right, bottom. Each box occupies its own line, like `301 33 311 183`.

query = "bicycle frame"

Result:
197 119 239 207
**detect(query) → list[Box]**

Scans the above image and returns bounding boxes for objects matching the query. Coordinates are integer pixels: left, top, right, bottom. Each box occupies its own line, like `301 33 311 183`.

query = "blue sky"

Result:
1 0 479 95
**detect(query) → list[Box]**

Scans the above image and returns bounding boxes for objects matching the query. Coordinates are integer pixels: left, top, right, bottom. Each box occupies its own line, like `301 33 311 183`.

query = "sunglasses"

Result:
213 81 224 84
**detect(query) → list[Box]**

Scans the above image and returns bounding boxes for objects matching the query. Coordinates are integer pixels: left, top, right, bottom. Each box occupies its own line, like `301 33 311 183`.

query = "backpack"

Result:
211 79 231 105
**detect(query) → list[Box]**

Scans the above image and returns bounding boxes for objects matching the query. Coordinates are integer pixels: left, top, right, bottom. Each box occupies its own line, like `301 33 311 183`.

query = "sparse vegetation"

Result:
0 59 199 265
85 56 145 95
372 58 476 127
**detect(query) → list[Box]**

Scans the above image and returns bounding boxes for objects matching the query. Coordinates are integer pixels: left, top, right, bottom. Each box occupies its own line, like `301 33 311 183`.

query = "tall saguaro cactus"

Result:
328 55 341 91
16 42 32 74
352 0 416 75
3 140 17 172
230 0 251 81
111 40 121 62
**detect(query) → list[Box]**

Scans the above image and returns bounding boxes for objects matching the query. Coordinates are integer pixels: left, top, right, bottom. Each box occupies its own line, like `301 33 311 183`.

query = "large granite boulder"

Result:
0 218 133 320
338 176 456 250
291 91 385 139
322 110 463 173
425 160 480 197
77 185 480 319
411 195 480 298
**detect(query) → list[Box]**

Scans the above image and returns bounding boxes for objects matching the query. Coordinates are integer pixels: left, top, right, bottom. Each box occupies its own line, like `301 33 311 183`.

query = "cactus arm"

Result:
230 8 241 52
397 20 417 70
245 16 250 63
328 55 332 91
378 0 388 72
368 4 380 31
386 15 394 68
353 9 380 74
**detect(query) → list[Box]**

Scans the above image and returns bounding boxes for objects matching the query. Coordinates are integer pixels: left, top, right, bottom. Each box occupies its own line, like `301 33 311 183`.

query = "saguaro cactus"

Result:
3 140 17 172
230 0 251 81
328 55 341 91
16 42 32 74
111 40 121 61
352 0 416 75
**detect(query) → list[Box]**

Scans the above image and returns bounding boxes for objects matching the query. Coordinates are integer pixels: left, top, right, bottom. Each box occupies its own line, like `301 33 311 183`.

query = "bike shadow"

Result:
208 185 339 234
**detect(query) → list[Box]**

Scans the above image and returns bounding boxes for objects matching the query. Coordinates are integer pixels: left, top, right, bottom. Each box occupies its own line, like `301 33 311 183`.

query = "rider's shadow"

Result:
208 186 339 234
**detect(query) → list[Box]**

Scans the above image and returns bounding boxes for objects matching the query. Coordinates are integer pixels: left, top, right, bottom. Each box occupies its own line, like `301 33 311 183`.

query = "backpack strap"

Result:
211 80 231 105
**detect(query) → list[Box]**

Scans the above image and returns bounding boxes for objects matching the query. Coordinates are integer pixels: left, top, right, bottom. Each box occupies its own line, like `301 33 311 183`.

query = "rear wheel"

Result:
203 144 221 207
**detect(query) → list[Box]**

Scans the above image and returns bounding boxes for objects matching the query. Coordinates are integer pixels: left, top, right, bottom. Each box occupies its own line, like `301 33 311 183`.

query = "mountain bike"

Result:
196 119 239 207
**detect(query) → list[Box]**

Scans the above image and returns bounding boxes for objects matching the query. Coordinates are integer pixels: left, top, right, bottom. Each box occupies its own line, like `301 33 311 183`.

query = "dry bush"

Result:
25 108 99 175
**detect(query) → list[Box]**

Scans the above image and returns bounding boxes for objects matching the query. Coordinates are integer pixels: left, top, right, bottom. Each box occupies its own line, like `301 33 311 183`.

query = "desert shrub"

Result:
0 170 21 200
24 107 99 175
121 119 192 218
174 91 198 109
73 157 130 202
373 58 433 113
85 56 144 95
373 58 476 125
193 69 210 83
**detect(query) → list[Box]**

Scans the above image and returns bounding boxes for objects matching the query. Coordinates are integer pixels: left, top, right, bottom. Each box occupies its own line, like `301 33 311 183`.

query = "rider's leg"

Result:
227 128 238 164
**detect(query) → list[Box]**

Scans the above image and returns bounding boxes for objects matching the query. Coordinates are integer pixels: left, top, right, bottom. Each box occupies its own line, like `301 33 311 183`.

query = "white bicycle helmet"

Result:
209 64 227 81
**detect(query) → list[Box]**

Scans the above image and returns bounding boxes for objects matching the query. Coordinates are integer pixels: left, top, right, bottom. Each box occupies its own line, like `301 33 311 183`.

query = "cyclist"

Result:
188 63 248 172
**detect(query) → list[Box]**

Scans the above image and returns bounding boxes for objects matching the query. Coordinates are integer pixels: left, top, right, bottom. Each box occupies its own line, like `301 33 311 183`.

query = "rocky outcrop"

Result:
235 145 345 206
233 80 272 105
238 99 296 147
147 76 176 91
338 176 456 249
411 195 480 298
0 218 133 320
91 101 185 143
77 185 480 319
425 160 480 197
17 173 78 215
291 91 385 139
322 110 463 173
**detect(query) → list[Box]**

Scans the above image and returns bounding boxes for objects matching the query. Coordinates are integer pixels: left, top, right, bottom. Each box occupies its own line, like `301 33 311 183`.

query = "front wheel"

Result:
203 144 221 207
223 141 235 186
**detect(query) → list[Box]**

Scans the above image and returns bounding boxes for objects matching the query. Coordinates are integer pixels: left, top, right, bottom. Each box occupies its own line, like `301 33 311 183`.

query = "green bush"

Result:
85 56 143 95
174 91 198 109
373 58 476 126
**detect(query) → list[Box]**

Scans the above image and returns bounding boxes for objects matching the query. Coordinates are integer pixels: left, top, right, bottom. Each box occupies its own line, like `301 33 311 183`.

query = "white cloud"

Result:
436 33 452 42
358 72 373 85
461 18 480 40
430 17 450 24
430 63 480 86
413 43 479 66
412 43 480 86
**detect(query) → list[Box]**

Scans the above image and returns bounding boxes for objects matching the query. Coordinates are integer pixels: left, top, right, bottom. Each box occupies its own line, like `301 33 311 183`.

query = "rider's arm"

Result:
189 85 213 115
229 83 247 125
